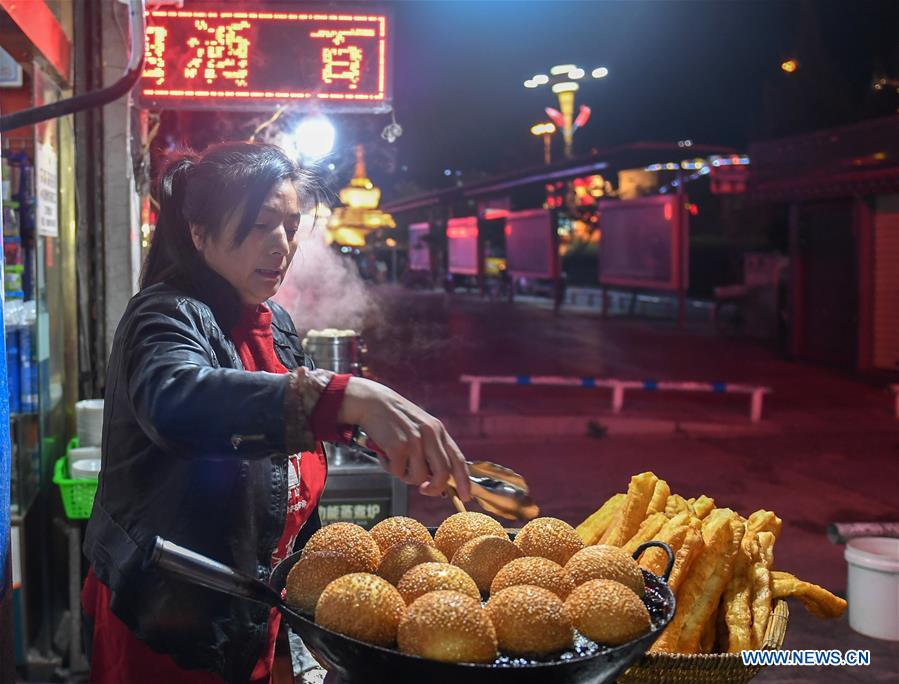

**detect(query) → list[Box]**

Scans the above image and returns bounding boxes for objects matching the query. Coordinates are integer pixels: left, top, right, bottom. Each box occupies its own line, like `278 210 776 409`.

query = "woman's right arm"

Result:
124 300 325 457
337 376 472 501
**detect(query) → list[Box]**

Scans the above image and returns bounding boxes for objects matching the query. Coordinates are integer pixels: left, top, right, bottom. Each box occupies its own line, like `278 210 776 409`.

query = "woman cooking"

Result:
82 142 471 683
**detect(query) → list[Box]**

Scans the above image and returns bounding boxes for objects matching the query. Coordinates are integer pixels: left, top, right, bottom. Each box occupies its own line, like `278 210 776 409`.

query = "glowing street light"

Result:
530 121 557 164
525 63 607 158
552 82 579 94
781 59 799 74
550 64 576 76
291 115 336 161
530 122 556 136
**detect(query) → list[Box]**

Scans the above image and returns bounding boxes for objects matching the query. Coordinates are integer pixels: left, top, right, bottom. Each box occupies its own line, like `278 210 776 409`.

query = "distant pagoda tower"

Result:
327 145 396 247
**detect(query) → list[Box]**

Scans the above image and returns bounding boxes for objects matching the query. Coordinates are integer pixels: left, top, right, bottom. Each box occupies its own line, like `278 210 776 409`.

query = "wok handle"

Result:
633 541 675 583
149 536 282 607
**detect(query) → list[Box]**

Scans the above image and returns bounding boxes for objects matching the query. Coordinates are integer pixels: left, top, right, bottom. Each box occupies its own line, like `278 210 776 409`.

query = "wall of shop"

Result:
751 116 899 373
0 0 79 675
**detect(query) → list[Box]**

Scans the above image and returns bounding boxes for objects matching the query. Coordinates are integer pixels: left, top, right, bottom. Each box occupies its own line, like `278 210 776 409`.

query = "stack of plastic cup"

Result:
75 399 104 447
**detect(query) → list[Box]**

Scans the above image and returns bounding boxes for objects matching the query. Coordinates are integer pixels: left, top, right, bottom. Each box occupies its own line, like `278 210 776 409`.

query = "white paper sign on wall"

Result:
36 141 58 238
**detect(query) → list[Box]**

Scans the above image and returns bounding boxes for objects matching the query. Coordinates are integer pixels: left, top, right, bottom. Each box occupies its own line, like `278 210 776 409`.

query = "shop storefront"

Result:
0 0 78 675
749 115 899 372
1 2 406 674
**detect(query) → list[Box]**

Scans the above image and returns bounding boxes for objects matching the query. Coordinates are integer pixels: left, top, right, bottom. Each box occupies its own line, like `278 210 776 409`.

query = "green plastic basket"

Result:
53 437 99 520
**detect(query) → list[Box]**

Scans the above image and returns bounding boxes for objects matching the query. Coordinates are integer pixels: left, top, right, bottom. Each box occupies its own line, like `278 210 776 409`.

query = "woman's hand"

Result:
337 377 471 502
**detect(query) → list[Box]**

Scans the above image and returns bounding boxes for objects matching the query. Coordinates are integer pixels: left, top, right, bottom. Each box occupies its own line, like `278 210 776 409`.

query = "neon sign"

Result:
447 217 480 276
140 7 391 111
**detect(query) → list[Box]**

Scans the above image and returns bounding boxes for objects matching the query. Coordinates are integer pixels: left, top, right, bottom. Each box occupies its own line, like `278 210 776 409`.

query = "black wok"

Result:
150 534 675 684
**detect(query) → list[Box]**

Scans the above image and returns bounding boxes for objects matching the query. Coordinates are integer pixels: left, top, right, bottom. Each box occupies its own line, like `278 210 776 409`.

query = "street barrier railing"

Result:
460 375 772 423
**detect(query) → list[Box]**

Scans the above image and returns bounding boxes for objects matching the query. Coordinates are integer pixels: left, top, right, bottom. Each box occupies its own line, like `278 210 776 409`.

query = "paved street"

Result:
364 288 896 429
356 286 899 683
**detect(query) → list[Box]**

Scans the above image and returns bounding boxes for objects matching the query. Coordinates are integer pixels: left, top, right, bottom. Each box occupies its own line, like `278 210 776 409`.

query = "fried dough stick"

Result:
638 512 691 577
689 495 716 519
646 480 671 516
605 472 659 547
746 510 782 539
651 511 744 653
623 512 668 555
576 493 625 545
723 532 758 652
667 523 704 594
749 531 775 648
772 571 847 619
665 495 693 518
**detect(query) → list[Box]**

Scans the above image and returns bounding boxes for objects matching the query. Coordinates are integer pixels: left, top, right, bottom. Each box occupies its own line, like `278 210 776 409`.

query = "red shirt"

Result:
82 304 348 683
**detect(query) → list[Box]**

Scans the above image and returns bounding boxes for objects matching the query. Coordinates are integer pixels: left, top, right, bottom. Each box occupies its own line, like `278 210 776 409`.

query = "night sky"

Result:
160 1 898 197
372 0 898 195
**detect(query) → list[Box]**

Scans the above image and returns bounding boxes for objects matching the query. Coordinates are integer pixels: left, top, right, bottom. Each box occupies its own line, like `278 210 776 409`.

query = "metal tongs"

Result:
336 427 540 521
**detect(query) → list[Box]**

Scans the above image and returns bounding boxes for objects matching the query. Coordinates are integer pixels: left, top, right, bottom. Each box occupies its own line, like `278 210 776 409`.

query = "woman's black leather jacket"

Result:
84 266 324 682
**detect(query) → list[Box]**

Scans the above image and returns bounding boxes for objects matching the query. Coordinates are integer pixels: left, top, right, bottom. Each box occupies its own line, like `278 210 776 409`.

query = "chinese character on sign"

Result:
353 505 367 519
324 505 339 521
310 27 375 90
366 504 381 519
184 20 251 87
340 505 354 519
321 46 363 89
144 26 168 85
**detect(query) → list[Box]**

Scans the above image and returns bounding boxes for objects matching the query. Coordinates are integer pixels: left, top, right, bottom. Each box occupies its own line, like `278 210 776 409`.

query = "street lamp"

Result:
525 63 607 158
290 115 336 161
530 122 556 164
780 59 799 74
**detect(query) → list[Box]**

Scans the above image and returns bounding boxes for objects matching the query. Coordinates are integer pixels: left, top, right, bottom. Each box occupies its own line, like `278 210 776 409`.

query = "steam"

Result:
273 229 380 334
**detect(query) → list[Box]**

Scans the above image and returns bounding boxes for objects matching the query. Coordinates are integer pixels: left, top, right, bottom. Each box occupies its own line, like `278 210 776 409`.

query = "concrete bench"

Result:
460 374 772 423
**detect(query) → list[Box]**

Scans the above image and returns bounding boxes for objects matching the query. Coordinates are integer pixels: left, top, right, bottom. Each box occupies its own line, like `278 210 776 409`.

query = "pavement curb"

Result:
442 413 780 439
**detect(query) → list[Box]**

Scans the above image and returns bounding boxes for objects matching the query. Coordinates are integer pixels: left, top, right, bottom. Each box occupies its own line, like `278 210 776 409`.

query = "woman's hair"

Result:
141 141 320 289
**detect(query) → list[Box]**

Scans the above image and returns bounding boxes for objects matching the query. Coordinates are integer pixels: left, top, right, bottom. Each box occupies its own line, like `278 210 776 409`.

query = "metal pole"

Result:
612 383 625 413
676 172 687 329
750 390 764 423
469 381 481 414
557 91 575 159
67 525 86 671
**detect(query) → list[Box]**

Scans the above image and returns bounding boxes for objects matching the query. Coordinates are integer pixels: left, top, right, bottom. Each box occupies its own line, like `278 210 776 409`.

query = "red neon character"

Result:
321 46 363 89
183 19 251 87
144 26 168 85
311 27 375 90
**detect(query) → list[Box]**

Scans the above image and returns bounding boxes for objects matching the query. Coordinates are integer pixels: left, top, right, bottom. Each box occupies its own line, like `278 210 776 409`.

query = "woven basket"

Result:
619 600 789 684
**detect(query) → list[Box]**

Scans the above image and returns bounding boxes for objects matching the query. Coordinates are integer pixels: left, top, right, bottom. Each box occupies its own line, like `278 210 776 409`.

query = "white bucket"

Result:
844 537 899 640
